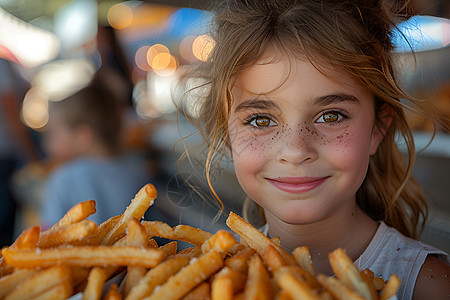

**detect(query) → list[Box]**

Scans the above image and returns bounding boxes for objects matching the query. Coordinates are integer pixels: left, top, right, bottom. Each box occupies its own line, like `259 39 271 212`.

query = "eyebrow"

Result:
234 93 360 112
234 98 280 112
312 93 360 106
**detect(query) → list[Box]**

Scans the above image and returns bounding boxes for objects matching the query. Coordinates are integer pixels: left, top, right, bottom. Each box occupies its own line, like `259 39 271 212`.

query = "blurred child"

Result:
41 82 150 226
184 1 449 299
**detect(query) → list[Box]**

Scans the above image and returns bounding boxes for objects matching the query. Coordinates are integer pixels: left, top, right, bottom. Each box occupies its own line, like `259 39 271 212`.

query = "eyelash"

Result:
243 113 277 129
316 109 349 124
242 109 349 129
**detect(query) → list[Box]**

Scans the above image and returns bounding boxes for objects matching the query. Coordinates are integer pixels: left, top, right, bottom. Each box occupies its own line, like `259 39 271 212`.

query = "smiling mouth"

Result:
266 177 328 193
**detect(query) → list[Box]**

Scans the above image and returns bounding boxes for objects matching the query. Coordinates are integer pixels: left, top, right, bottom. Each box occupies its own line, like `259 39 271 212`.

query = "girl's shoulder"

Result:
357 222 449 299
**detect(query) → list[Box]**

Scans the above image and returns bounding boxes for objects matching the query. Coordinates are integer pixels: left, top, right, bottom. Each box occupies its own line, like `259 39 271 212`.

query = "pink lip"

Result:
266 177 328 193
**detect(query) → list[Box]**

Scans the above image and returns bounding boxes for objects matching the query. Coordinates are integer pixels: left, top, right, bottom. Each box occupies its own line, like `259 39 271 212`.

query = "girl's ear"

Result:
370 104 393 155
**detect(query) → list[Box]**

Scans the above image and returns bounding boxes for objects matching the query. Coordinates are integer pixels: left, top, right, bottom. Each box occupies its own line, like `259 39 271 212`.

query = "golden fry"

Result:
141 221 174 239
104 283 123 300
276 272 320 300
317 274 364 300
125 256 191 300
0 269 35 298
159 241 178 256
263 244 287 271
292 246 316 276
29 280 73 300
11 226 40 250
173 224 213 247
201 230 237 254
124 219 148 296
147 250 224 300
3 246 164 269
328 248 376 300
226 212 297 266
38 220 98 248
101 184 157 245
225 247 256 274
182 282 211 300
212 275 233 300
241 254 273 300
83 267 108 300
380 274 400 300
5 265 72 300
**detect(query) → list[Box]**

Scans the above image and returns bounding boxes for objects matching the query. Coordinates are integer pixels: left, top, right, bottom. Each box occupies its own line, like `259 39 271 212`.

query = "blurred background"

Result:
0 0 448 252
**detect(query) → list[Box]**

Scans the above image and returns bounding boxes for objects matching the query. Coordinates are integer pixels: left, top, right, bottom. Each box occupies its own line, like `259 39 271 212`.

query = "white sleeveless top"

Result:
260 222 449 300
354 222 448 300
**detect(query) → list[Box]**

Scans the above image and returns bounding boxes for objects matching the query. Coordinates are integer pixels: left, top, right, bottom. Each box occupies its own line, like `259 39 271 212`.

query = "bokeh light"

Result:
21 88 49 130
107 3 133 30
135 45 151 71
179 35 197 63
146 44 170 67
192 34 215 62
151 52 171 70
153 55 178 77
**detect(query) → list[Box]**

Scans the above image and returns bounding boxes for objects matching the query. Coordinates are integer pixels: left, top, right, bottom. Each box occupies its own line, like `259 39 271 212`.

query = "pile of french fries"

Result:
0 184 400 300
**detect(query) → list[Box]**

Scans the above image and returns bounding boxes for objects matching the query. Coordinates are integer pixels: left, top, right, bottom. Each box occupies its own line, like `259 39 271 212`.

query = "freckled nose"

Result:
277 125 318 164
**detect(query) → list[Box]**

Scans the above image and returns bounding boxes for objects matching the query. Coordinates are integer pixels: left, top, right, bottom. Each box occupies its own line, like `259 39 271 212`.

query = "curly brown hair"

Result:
183 0 431 238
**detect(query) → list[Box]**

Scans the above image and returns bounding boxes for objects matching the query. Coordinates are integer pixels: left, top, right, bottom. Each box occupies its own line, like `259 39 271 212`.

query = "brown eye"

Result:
255 116 271 127
322 112 339 122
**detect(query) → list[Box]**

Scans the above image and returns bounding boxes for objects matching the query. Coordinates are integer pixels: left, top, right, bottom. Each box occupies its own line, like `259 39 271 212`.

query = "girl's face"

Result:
229 50 384 225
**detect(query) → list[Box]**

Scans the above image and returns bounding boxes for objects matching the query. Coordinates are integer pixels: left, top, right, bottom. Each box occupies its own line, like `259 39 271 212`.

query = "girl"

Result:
184 0 449 299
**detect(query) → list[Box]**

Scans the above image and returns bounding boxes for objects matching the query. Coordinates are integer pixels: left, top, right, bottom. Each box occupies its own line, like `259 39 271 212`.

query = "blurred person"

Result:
0 59 39 247
40 82 151 227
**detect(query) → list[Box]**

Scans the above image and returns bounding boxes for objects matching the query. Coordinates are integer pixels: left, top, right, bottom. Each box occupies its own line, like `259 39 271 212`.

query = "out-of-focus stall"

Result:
0 0 448 252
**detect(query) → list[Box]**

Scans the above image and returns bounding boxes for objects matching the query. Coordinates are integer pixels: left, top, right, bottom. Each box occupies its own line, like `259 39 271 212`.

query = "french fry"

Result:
38 220 98 248
275 266 321 292
212 274 234 300
328 248 376 300
201 230 237 254
148 238 159 248
277 272 321 300
241 254 273 300
182 282 211 300
141 221 174 239
3 246 164 269
173 224 213 247
124 219 149 296
380 274 400 300
83 267 108 300
292 246 316 275
0 256 14 277
5 265 72 300
373 276 385 291
0 269 35 298
11 226 40 250
271 236 282 247
82 215 121 246
176 246 203 258
29 280 73 300
317 274 364 300
263 244 287 271
214 266 247 294
225 247 256 274
360 268 377 297
101 184 157 245
146 250 224 300
276 290 294 300
104 284 123 300
226 212 297 266
51 200 96 229
125 256 191 300
159 241 178 256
